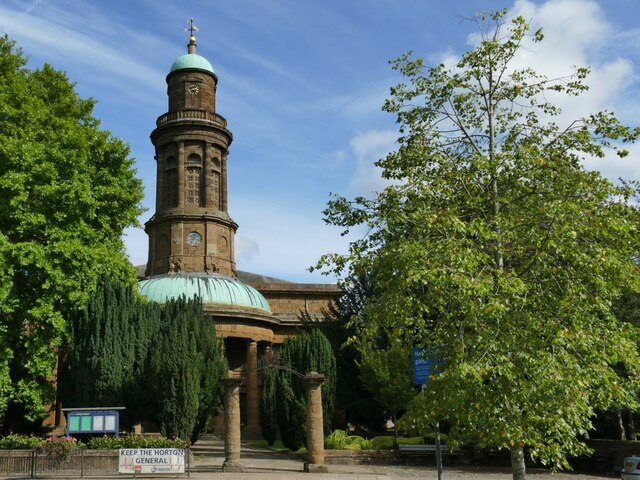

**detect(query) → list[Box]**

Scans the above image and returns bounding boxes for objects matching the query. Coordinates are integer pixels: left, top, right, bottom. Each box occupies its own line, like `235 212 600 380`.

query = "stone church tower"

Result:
136 28 340 438
145 33 236 277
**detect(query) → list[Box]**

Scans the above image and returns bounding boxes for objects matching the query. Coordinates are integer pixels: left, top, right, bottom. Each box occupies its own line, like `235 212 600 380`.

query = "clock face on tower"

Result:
187 231 202 246
187 83 200 95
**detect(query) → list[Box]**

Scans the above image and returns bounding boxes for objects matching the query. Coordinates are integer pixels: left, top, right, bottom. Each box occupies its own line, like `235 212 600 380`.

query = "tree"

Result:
276 328 336 450
60 277 161 427
318 275 387 431
148 297 227 441
260 366 279 446
316 10 640 479
0 36 144 428
359 342 415 438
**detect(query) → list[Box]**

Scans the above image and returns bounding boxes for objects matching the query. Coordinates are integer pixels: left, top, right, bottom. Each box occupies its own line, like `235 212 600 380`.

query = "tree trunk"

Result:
628 411 636 441
510 446 526 480
616 409 627 440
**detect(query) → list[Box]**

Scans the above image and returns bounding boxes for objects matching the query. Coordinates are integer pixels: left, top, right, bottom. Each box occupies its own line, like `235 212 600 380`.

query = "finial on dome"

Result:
185 18 199 54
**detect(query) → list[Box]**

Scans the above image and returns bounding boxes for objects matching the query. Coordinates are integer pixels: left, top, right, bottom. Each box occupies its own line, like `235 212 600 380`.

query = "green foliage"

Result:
61 278 161 427
311 275 386 431
316 10 640 475
148 297 227 441
397 436 425 445
35 436 78 462
0 35 144 426
276 328 337 451
63 282 226 442
358 341 415 434
324 429 350 449
370 436 396 450
358 437 374 450
260 366 278 446
0 434 40 449
85 435 188 450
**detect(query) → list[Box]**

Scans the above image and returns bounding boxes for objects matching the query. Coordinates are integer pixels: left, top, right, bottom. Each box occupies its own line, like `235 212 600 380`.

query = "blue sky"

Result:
1 0 639 282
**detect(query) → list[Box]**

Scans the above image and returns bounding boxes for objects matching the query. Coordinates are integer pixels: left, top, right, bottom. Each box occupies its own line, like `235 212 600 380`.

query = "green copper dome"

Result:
139 273 271 313
170 53 214 74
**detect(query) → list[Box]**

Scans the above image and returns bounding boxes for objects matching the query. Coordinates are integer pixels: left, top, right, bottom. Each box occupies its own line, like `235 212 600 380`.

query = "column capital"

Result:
303 372 325 387
222 377 243 388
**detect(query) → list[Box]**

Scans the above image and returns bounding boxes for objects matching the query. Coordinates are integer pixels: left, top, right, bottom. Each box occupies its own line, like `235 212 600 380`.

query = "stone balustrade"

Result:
156 110 227 128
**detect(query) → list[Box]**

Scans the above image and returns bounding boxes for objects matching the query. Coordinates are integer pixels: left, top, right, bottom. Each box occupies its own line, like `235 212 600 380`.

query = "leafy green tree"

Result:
0 36 144 428
316 10 640 479
319 275 385 431
359 342 415 438
277 328 336 450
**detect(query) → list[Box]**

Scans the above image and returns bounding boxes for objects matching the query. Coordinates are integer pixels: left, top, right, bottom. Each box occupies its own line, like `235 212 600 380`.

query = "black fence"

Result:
0 449 191 477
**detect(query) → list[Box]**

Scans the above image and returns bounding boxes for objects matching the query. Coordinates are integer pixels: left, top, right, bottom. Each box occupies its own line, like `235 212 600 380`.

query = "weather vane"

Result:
185 18 199 37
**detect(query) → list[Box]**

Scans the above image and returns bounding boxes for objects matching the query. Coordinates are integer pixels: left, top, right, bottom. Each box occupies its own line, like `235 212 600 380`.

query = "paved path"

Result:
189 435 617 480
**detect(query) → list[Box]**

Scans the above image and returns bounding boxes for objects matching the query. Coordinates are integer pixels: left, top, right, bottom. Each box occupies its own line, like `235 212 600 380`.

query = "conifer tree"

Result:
148 297 227 441
276 328 336 450
260 367 278 446
61 277 160 427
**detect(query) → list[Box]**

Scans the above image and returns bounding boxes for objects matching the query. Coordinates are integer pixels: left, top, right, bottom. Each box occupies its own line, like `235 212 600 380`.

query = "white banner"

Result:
118 448 186 474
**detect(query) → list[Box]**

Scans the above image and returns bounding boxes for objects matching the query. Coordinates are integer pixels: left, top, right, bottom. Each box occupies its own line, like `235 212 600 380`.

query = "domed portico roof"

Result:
139 273 271 313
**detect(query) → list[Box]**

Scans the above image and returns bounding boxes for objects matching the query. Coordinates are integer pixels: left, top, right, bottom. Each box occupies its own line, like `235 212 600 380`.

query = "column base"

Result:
222 461 245 473
304 463 328 473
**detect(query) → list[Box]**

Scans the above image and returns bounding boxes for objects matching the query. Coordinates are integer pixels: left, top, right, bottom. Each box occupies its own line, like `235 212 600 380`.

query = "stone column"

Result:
244 340 261 438
222 378 244 473
304 372 328 473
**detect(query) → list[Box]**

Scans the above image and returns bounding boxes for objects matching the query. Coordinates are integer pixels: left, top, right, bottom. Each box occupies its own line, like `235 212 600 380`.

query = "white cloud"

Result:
231 196 352 282
348 130 398 196
508 0 634 117
235 236 260 263
434 0 640 183
0 3 168 96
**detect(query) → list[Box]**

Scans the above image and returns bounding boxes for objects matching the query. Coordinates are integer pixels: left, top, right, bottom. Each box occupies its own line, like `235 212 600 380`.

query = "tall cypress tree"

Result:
61 277 161 428
276 328 336 450
192 301 227 443
148 296 227 441
260 366 278 446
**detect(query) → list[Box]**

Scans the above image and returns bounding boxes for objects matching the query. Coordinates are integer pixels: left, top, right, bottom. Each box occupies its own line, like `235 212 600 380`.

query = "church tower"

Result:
145 28 236 277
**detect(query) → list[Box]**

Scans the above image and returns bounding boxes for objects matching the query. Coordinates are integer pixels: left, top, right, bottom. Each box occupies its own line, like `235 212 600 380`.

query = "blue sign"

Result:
412 347 440 385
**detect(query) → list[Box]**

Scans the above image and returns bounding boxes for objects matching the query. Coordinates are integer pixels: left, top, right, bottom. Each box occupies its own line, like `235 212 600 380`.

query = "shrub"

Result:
397 436 424 445
85 435 189 449
423 432 449 443
0 434 40 450
370 436 396 450
325 429 350 449
358 438 374 450
35 437 78 461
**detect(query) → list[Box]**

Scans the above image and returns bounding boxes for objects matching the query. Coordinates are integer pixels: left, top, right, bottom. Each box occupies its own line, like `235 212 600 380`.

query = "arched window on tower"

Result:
164 156 178 208
211 156 221 209
186 153 203 206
